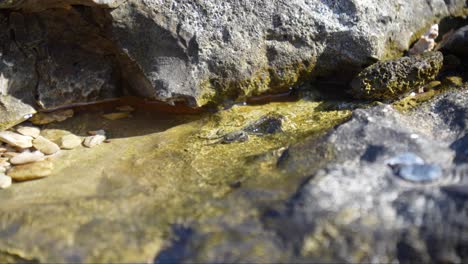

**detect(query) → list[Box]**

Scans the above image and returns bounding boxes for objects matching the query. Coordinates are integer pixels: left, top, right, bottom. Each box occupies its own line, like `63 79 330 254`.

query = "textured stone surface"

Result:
33 136 60 155
350 51 443 100
441 25 468 58
7 159 53 181
0 131 33 149
108 0 466 105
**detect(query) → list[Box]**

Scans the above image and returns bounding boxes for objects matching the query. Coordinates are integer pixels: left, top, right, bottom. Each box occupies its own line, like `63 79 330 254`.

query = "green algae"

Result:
0 99 351 263
196 59 316 107
394 78 467 112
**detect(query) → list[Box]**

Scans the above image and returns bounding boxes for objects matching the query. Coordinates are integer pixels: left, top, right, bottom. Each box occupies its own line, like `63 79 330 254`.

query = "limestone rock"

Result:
33 136 60 155
350 51 443 100
30 109 74 125
60 134 82 150
0 131 33 149
7 160 53 181
83 135 106 148
16 125 41 138
10 150 45 165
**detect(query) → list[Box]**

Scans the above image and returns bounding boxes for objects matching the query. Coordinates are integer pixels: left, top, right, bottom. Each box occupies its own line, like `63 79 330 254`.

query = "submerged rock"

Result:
7 160 53 181
350 52 443 100
30 109 74 125
243 114 284 136
395 163 443 182
221 131 249 144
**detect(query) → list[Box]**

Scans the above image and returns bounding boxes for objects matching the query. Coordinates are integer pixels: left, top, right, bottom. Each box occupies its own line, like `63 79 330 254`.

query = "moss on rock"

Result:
350 51 443 101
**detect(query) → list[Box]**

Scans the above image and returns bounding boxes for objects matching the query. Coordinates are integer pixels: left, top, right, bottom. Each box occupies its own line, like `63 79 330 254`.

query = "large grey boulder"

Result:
0 0 466 129
108 0 466 105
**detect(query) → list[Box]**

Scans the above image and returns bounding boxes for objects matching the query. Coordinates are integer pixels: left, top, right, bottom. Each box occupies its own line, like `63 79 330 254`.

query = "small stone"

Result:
396 164 443 182
16 125 41 138
60 134 83 150
7 160 53 181
0 131 33 149
0 174 12 189
87 130 106 136
0 147 7 153
386 152 424 167
83 135 106 148
33 136 60 155
40 129 72 145
116 105 135 112
30 109 74 125
10 150 45 165
102 112 131 120
222 131 249 144
443 76 463 87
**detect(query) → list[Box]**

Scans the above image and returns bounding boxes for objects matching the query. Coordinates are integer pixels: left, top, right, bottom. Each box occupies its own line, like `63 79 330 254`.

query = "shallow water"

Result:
0 99 351 262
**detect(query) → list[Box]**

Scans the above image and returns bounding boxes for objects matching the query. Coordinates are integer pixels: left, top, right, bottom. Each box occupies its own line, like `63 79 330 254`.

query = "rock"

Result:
221 131 249 144
60 134 83 150
10 150 45 165
107 0 465 106
409 24 438 55
7 160 53 181
0 0 466 109
395 163 443 182
443 76 463 87
88 130 106 136
386 152 424 167
102 112 131 120
243 114 284 136
0 131 33 149
350 51 443 100
16 125 41 138
33 136 60 155
30 109 74 125
0 173 12 189
83 135 106 148
40 129 73 145
440 25 468 58
0 96 36 131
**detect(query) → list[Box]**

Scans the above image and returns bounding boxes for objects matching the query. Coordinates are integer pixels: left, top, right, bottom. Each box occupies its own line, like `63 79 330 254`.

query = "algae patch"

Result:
0 99 351 263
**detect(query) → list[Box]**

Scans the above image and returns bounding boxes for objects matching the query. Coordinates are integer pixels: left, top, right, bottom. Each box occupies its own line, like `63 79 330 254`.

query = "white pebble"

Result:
83 135 106 148
10 150 45 165
0 131 33 149
16 126 41 138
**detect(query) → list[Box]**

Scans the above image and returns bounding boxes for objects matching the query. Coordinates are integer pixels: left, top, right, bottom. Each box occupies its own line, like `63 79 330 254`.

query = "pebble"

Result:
30 109 74 125
397 164 443 182
83 135 106 148
7 160 53 181
10 150 45 165
33 136 60 155
0 173 12 189
16 125 41 138
0 131 33 149
60 134 83 150
102 112 131 120
386 152 424 167
88 130 106 136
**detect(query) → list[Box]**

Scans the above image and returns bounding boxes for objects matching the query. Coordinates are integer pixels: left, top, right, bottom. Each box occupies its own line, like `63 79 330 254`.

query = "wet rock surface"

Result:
155 87 468 263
